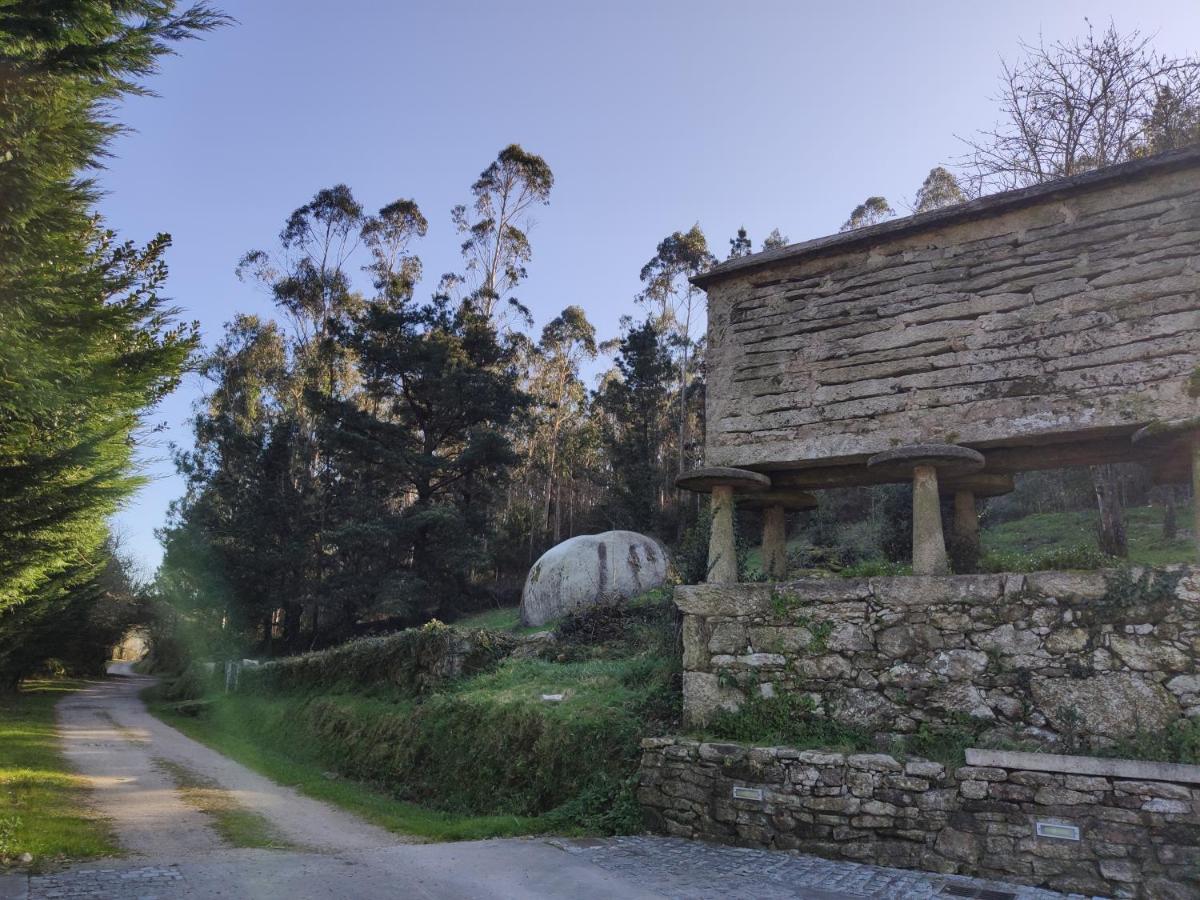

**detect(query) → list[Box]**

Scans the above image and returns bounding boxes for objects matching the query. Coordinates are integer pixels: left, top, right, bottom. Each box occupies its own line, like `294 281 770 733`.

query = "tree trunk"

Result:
282 601 302 652
1091 464 1128 558
553 480 562 544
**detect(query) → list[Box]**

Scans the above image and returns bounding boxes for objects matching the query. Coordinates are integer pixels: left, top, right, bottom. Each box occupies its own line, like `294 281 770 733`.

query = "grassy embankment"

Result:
981 504 1197 568
147 595 679 841
0 680 118 868
753 503 1196 577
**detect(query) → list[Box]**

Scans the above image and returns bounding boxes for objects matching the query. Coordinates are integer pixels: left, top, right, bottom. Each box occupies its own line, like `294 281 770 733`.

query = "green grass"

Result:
153 758 290 849
453 606 522 631
452 605 554 635
150 698 550 842
982 504 1197 567
0 679 118 868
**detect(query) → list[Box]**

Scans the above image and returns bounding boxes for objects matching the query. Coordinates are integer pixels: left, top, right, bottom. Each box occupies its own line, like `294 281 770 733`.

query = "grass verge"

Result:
0 679 118 868
149 697 551 841
153 758 291 849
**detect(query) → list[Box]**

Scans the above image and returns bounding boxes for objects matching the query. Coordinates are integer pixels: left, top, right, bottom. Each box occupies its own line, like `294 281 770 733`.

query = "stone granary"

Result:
678 146 1200 577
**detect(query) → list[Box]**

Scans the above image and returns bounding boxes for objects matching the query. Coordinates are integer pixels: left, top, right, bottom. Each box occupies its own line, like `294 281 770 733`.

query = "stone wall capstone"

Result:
678 568 1200 748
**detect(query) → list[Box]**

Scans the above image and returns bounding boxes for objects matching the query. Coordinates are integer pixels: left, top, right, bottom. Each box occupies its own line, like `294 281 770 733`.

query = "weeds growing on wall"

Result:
898 717 980 767
701 693 876 752
837 560 912 578
1098 719 1200 765
701 697 1009 768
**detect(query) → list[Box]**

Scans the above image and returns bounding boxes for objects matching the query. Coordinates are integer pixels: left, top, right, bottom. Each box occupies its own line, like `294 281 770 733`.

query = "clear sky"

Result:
99 0 1200 574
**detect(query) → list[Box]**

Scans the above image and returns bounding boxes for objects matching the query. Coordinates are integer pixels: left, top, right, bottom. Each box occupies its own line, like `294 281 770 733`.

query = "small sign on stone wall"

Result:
731 786 764 802
1035 822 1080 841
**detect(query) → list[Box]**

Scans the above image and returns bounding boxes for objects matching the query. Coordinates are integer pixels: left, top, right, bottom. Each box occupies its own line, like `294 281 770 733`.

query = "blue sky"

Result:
99 0 1200 573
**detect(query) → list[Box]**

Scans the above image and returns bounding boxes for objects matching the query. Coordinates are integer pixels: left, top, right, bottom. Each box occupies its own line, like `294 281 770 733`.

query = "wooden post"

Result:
912 464 949 575
708 484 738 584
761 505 788 580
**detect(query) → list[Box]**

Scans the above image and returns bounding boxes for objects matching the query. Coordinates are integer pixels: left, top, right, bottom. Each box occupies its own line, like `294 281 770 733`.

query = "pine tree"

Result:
728 227 753 259
594 321 675 534
761 228 789 251
0 3 224 683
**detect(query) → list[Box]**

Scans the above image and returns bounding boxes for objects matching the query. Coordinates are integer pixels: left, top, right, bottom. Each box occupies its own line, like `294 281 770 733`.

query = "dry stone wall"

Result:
678 568 1200 747
700 153 1200 470
638 739 1200 899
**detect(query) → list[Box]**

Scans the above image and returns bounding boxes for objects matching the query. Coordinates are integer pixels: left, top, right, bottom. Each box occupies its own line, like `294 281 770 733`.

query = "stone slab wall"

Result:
638 738 1200 898
678 568 1200 747
700 155 1200 470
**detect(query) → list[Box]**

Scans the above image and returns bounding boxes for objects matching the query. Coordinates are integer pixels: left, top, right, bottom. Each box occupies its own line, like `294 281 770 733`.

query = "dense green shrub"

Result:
143 664 219 703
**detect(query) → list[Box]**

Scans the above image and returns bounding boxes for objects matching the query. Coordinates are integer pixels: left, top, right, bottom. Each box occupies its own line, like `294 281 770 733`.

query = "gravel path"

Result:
55 663 400 856
0 667 1086 900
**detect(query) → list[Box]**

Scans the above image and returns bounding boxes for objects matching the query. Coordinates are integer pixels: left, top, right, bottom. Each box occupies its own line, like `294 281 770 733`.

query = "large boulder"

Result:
519 530 671 627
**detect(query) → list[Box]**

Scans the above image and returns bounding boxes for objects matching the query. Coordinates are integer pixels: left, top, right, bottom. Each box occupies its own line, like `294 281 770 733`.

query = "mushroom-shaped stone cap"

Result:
736 489 819 511
867 443 985 479
1132 417 1200 452
675 466 770 493
939 473 1015 498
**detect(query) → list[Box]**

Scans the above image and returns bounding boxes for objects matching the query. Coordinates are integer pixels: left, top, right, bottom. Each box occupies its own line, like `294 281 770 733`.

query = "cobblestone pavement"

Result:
26 864 185 899
8 838 1096 900
557 836 1094 900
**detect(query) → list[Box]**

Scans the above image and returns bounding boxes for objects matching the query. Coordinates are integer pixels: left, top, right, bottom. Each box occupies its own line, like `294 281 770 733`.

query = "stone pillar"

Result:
708 485 738 584
676 467 772 584
1191 439 1200 562
868 444 985 577
953 489 979 557
1132 420 1200 562
761 505 787 580
912 464 949 576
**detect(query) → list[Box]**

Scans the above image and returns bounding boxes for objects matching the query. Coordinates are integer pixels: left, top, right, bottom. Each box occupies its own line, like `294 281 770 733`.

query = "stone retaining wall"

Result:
678 568 1200 748
638 738 1200 898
